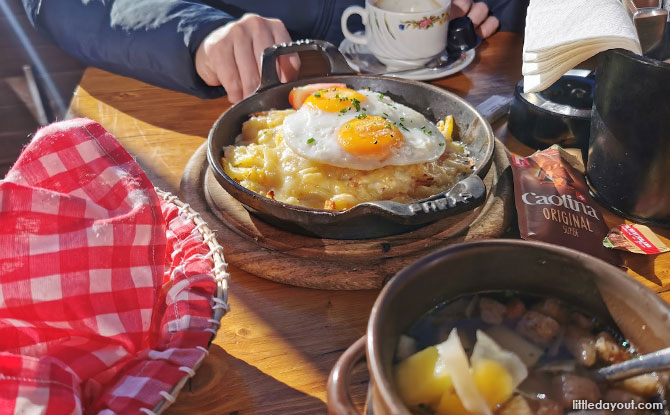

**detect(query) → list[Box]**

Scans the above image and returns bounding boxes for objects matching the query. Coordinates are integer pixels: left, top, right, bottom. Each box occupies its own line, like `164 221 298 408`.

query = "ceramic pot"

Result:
327 239 670 414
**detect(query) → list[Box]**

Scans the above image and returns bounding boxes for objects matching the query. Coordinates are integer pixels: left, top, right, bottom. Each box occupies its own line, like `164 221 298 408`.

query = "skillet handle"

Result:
258 39 356 92
349 174 487 226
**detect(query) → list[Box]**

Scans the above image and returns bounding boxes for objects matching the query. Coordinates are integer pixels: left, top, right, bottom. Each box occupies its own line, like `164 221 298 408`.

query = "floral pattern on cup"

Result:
398 11 449 30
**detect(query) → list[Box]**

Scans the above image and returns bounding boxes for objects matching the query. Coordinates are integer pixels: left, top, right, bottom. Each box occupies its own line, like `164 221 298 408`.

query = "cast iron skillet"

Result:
207 40 495 239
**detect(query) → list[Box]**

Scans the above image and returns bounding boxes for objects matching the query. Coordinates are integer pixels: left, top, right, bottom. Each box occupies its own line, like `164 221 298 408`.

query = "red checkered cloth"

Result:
0 119 222 414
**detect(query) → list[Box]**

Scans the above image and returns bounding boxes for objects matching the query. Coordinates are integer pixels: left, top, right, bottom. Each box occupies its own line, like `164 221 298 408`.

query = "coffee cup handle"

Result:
341 6 368 45
327 336 367 415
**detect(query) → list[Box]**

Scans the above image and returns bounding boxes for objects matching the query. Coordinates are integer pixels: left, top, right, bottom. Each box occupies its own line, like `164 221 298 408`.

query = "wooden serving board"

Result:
180 139 514 290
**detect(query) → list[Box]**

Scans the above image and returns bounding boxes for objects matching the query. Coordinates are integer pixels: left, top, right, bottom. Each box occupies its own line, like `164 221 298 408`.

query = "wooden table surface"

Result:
67 32 670 414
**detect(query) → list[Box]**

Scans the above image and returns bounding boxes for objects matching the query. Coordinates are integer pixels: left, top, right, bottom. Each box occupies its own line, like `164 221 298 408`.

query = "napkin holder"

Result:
586 48 670 227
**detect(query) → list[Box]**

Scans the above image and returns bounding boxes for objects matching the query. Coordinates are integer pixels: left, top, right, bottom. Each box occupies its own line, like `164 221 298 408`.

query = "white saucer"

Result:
339 32 476 81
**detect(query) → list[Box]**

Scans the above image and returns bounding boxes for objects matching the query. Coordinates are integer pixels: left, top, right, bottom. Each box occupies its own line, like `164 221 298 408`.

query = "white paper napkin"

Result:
523 0 642 92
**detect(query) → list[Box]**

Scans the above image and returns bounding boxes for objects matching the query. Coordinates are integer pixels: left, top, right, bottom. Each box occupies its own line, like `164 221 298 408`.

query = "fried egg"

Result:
282 86 446 170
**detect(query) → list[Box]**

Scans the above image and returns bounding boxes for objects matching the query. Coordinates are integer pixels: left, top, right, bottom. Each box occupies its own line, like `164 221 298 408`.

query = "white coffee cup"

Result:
341 0 452 68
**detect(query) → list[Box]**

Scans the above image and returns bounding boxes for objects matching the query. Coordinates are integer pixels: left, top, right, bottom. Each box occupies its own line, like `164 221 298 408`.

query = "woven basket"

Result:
144 188 230 415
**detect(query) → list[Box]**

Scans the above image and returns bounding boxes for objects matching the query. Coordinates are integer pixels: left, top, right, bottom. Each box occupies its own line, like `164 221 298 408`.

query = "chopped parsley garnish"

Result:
307 138 316 144
439 142 445 146
385 124 392 129
379 93 385 99
356 113 368 119
313 92 321 98
351 98 361 111
400 117 405 121
340 108 348 114
335 93 340 99
399 123 409 132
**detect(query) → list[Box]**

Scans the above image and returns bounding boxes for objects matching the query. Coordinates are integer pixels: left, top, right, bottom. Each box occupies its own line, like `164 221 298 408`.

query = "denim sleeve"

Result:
22 0 234 98
214 0 365 45
483 0 529 33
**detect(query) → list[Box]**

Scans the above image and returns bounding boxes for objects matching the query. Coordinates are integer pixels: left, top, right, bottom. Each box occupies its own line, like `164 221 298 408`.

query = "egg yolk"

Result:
303 87 367 113
337 115 403 158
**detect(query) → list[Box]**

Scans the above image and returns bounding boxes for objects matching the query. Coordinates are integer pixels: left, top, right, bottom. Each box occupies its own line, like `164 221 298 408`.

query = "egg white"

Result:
282 89 446 170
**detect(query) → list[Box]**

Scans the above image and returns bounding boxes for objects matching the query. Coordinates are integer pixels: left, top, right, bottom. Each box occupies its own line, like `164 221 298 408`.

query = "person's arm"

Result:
22 0 234 98
481 0 530 33
218 0 366 45
194 14 300 103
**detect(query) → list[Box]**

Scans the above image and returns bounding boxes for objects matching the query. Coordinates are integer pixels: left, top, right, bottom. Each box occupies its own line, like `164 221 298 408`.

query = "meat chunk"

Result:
603 388 644 405
516 310 561 346
534 399 563 415
498 395 533 415
532 298 569 323
615 373 661 398
519 371 554 397
595 332 632 364
552 374 600 408
564 326 597 367
479 297 507 325
505 299 527 320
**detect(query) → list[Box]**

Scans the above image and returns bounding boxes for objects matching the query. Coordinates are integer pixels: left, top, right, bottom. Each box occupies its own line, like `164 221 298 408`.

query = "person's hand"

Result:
451 0 500 39
195 13 301 103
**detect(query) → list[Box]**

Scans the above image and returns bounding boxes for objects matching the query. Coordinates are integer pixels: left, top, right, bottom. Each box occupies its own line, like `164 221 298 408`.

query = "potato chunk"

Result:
395 346 449 406
435 375 470 415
